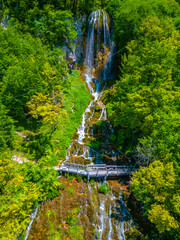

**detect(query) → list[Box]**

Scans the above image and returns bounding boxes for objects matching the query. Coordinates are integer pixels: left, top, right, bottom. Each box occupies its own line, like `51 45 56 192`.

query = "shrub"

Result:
90 179 95 184
59 184 66 190
76 174 82 182
65 173 69 178
99 183 109 194
83 178 88 183
68 187 74 195
16 126 24 132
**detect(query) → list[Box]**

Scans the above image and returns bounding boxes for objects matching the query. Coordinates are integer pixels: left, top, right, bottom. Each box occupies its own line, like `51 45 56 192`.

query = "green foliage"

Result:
104 16 180 159
86 141 100 150
131 161 179 233
0 103 15 150
0 154 40 239
0 151 63 238
83 178 88 183
0 27 66 120
28 6 77 47
69 225 83 240
68 187 74 195
66 208 83 239
52 71 90 157
2 2 77 47
0 23 90 162
27 91 66 129
107 0 180 49
76 174 82 182
98 183 109 194
21 162 61 201
59 183 66 190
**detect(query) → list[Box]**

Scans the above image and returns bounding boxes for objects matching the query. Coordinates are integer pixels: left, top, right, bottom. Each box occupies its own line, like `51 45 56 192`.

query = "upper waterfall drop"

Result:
84 10 113 82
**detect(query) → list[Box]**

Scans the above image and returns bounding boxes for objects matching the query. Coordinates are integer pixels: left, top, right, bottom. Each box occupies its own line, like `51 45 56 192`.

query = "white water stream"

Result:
64 10 115 165
77 182 135 240
24 206 39 240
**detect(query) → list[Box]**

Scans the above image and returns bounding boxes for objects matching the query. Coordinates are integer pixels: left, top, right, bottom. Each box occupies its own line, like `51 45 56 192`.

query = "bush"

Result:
59 184 66 190
83 178 88 183
66 215 78 226
16 126 24 132
90 179 95 184
99 183 109 194
76 174 82 182
65 173 69 178
68 187 74 195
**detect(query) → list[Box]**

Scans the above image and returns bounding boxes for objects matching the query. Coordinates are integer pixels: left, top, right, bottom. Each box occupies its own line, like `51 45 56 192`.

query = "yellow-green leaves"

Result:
148 204 179 233
0 156 40 239
27 91 66 128
0 154 62 238
131 161 179 233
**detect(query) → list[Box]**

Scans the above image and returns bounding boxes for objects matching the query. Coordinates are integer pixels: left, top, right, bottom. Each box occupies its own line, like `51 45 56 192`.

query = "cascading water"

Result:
26 10 136 240
24 206 39 240
64 10 119 166
77 182 135 240
63 10 135 240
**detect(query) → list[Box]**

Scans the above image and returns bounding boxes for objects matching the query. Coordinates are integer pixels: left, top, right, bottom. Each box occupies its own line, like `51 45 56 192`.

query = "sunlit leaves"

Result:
27 91 66 129
131 161 179 233
107 0 180 48
0 27 67 120
104 16 180 153
148 204 179 233
104 7 180 236
0 154 61 238
0 156 40 239
30 6 77 47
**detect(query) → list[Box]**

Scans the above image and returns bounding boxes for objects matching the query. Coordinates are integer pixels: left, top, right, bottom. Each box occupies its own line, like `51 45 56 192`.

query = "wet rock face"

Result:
28 177 135 240
75 15 87 64
95 101 104 111
0 16 8 30
85 10 112 80
68 52 76 64
63 7 132 167
62 15 86 65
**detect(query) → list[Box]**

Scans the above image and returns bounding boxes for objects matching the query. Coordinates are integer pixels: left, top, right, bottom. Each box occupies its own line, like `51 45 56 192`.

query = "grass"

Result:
51 70 91 158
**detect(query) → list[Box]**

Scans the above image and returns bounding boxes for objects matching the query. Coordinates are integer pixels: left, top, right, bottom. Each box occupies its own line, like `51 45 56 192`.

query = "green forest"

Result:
0 0 180 239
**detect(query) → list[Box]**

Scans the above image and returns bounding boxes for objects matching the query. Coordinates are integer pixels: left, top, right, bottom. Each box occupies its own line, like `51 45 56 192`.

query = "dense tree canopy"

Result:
0 153 61 239
107 0 180 49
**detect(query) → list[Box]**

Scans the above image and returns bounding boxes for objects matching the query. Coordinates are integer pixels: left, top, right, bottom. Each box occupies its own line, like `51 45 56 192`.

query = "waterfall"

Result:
64 10 135 239
83 183 135 240
64 9 115 166
24 10 136 240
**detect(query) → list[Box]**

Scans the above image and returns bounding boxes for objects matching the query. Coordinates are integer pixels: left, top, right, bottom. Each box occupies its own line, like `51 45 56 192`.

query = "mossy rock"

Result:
125 227 145 240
